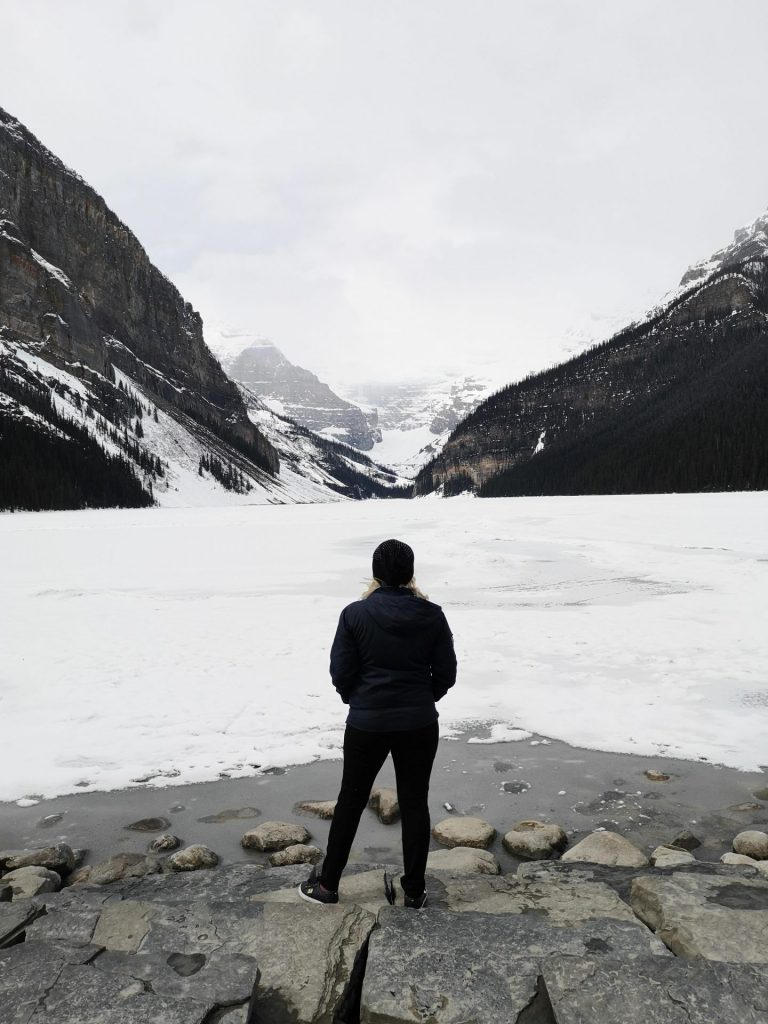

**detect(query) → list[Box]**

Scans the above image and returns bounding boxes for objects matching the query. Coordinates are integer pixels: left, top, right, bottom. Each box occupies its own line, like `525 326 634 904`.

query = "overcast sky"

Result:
3 0 768 386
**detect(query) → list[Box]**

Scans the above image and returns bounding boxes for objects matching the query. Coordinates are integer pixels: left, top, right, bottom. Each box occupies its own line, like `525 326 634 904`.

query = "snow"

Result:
0 492 766 803
29 248 73 289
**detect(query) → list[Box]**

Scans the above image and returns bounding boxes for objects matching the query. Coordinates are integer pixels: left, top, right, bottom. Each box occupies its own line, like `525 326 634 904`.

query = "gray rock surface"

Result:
293 799 336 819
734 829 768 859
2 865 61 899
0 883 10 902
0 900 41 947
0 940 103 1024
721 852 768 877
630 870 768 961
669 829 701 851
241 820 310 851
502 820 568 860
561 830 648 868
166 844 219 872
369 787 400 824
361 908 668 1022
431 816 496 849
268 843 323 867
426 847 500 874
3 843 75 874
543 955 768 1023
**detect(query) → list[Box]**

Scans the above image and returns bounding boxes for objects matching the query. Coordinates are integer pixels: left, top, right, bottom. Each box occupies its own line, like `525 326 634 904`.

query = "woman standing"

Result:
299 538 457 908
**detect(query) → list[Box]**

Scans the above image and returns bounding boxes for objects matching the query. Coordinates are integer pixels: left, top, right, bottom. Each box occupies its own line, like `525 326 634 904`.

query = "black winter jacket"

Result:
329 585 457 731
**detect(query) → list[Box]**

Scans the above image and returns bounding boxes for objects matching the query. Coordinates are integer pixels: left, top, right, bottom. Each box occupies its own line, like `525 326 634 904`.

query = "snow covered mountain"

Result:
209 328 380 451
0 107 406 510
416 207 768 497
336 375 495 474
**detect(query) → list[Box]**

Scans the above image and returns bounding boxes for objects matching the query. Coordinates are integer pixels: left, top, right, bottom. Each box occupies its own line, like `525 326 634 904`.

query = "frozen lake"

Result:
1 492 766 804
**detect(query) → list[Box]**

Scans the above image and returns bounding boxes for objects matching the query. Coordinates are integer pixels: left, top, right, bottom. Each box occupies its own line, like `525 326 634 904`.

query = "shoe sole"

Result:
297 884 337 905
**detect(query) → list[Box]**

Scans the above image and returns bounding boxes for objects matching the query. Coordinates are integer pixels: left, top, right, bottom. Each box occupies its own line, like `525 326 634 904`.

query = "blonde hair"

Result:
361 578 429 601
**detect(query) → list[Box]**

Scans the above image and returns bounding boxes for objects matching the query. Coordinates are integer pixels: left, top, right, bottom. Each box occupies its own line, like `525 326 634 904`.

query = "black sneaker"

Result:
298 867 338 905
403 890 428 909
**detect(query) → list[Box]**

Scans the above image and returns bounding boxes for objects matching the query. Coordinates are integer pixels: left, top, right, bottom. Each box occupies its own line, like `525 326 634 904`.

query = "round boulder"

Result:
241 821 310 852
369 788 400 825
125 817 171 833
3 866 61 899
268 844 323 867
167 845 219 872
502 821 568 860
427 847 500 874
669 829 701 852
561 830 648 868
733 830 768 860
721 852 768 878
65 865 93 886
149 834 181 853
432 817 496 850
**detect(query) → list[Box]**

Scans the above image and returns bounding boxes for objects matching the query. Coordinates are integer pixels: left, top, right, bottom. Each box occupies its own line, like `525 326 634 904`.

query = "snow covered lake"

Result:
1 492 766 804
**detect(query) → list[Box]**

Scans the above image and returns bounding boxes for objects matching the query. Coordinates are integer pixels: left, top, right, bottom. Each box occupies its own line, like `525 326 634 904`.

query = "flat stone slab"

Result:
427 872 641 925
27 962 211 1023
361 909 668 1023
94 861 299 903
0 901 41 948
543 955 768 1023
0 940 103 1024
631 870 768 961
94 947 259 1007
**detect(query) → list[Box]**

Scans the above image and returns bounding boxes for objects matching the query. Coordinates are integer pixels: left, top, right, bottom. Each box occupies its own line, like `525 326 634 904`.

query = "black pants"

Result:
320 720 440 897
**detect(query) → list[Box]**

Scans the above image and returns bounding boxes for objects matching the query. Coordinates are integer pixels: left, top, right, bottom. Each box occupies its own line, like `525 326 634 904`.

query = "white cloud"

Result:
2 0 768 383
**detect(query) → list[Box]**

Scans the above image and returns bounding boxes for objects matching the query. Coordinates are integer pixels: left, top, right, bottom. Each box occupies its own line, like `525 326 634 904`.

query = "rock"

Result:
241 821 310 852
92 900 153 952
544 954 768 1023
198 807 261 823
630 870 768 961
2 865 61 899
89 853 163 885
292 800 336 820
0 900 41 947
729 802 764 813
733 829 768 860
360 908 669 1022
125 816 171 833
644 770 671 782
0 941 104 1024
435 873 647 926
721 852 768 879
670 828 701 851
502 820 568 860
426 847 500 874
0 884 11 903
93 947 260 1009
368 787 400 824
167 845 219 872
149 833 181 852
66 865 93 886
3 843 76 874
561 831 649 868
431 816 496 849
650 845 696 868
268 844 323 867
71 848 87 868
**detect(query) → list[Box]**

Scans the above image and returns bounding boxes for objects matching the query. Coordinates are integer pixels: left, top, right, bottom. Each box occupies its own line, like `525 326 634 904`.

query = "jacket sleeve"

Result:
431 612 457 701
329 608 360 704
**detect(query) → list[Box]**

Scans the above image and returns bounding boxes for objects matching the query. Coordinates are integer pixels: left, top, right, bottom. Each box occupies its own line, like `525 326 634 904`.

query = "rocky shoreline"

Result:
2 734 768 1021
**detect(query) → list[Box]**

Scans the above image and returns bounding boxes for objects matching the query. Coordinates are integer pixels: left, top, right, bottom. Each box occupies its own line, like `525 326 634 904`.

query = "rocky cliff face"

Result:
219 338 380 450
416 211 768 496
0 106 277 476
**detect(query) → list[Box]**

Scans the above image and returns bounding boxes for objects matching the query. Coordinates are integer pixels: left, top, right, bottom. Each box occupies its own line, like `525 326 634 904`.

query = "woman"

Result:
299 538 457 908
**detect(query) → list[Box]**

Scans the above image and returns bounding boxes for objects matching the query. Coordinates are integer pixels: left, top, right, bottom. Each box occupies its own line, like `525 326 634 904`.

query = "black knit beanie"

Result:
372 539 415 587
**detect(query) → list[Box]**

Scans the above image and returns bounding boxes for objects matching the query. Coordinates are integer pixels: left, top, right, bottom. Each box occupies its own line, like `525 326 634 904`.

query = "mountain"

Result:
337 375 494 474
0 107 403 509
415 211 768 497
212 330 380 451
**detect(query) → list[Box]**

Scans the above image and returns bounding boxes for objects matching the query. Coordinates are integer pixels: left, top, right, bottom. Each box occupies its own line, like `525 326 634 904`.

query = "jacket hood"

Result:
362 585 443 635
